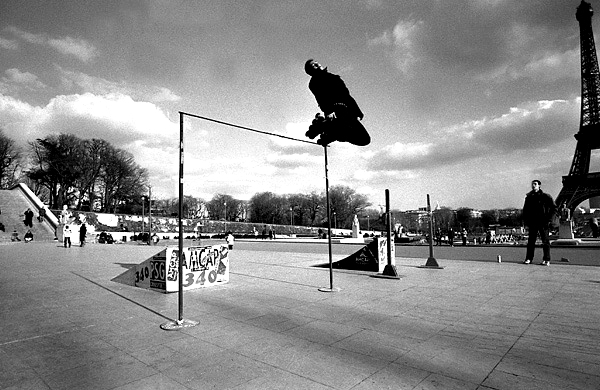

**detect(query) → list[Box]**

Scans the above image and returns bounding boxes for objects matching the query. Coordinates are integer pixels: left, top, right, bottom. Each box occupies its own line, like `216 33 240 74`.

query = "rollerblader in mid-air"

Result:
304 59 371 146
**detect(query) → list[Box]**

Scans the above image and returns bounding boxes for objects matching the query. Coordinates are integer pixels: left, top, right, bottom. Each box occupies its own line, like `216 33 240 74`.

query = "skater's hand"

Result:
326 112 336 120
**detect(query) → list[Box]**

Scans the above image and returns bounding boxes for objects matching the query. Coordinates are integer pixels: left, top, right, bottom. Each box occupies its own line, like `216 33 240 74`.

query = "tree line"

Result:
1 129 149 212
0 130 524 231
0 130 373 228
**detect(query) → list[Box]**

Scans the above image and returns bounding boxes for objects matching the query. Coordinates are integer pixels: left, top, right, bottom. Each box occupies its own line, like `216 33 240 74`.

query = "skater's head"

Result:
531 179 541 192
305 59 325 75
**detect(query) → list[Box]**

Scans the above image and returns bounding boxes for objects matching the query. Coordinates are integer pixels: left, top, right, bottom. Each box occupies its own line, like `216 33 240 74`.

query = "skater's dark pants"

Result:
526 224 550 261
332 106 370 146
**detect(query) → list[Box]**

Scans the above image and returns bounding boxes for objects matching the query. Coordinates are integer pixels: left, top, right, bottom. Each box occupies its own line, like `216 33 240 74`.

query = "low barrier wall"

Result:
131 245 230 293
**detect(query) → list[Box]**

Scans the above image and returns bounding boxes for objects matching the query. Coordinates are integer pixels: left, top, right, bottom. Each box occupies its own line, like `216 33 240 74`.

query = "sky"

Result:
0 0 595 211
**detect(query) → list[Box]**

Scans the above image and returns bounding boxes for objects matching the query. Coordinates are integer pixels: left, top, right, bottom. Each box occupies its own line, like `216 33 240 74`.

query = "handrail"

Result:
12 183 59 230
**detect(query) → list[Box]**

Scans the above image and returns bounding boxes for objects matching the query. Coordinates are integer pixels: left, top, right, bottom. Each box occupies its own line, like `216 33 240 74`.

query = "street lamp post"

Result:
367 215 370 231
141 196 145 238
333 212 337 230
223 202 227 233
148 186 152 238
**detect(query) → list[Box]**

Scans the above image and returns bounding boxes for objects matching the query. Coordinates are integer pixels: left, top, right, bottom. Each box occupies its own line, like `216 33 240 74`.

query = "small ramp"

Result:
112 245 230 293
321 237 394 272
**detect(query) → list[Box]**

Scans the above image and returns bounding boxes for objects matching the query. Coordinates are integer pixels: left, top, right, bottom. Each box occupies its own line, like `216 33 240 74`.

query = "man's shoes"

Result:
306 113 328 139
523 259 531 264
540 261 550 266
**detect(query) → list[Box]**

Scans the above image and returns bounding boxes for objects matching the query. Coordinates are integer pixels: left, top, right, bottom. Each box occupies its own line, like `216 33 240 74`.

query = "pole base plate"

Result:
160 318 199 331
318 287 340 293
418 257 444 269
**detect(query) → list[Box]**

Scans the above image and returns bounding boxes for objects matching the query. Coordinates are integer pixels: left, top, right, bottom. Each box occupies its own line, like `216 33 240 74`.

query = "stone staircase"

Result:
0 188 56 242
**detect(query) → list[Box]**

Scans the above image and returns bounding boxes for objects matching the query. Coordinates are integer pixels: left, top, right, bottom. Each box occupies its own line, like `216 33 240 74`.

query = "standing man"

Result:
24 208 34 228
304 59 371 146
447 228 455 247
79 222 87 247
522 180 556 266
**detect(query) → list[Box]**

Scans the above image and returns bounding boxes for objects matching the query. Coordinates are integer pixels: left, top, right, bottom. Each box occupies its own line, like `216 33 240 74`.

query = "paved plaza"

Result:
1 240 599 389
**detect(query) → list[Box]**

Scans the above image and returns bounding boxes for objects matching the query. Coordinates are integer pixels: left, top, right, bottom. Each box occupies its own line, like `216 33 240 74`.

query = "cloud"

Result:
370 2 578 84
58 68 180 102
366 98 579 172
42 93 177 145
0 36 18 50
47 36 98 63
478 22 580 83
368 17 424 74
0 91 177 150
266 153 322 169
269 121 321 156
470 99 578 150
5 26 98 62
2 68 46 89
0 90 182 195
6 26 45 45
360 0 385 10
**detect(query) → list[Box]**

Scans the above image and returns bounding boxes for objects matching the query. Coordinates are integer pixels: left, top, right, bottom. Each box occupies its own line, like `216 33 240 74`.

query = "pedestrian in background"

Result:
226 232 234 250
38 207 46 222
79 223 87 247
522 180 555 266
63 225 72 248
24 208 34 228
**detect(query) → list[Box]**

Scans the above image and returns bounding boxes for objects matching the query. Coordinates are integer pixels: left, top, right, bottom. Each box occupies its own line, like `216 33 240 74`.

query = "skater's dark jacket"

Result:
522 189 555 226
309 70 364 119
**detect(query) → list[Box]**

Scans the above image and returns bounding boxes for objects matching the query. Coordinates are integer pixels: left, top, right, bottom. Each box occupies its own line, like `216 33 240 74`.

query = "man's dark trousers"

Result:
526 224 550 261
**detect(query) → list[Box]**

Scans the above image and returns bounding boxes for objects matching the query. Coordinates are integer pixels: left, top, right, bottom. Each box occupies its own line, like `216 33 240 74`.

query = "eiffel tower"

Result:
556 0 600 211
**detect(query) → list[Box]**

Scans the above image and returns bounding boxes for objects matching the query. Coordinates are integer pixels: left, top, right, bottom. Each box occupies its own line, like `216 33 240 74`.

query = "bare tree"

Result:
27 134 84 208
0 129 23 189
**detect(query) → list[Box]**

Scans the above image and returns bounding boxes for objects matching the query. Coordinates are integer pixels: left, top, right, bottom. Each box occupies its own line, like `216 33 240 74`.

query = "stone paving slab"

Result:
0 241 599 389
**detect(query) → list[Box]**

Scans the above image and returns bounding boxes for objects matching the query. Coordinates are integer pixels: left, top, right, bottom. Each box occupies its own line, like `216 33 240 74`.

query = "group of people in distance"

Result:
62 222 87 248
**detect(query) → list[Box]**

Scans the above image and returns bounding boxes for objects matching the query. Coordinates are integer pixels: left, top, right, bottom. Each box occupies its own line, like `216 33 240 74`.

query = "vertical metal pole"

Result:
319 145 338 292
381 189 399 278
149 186 152 237
420 194 441 268
427 194 434 259
178 112 184 321
161 112 198 330
386 189 392 266
325 146 333 289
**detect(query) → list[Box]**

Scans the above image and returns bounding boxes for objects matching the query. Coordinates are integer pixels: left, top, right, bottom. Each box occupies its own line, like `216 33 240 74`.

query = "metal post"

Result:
420 194 443 269
178 113 184 320
381 189 399 278
161 112 198 330
141 198 145 237
148 186 152 238
319 145 339 292
428 195 434 259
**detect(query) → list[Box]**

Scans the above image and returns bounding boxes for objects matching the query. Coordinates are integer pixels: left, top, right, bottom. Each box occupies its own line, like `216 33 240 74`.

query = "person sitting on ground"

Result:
0 222 5 232
11 229 20 242
24 229 33 243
